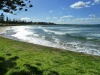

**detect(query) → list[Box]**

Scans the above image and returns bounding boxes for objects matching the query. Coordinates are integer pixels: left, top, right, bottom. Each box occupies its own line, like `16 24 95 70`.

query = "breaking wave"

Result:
1 25 100 56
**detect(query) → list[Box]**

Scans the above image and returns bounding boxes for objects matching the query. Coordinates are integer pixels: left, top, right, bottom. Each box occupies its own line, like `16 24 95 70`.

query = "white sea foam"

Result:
12 26 33 41
0 27 11 34
64 42 100 56
2 26 100 56
41 27 83 35
10 27 67 50
91 34 100 37
42 28 68 35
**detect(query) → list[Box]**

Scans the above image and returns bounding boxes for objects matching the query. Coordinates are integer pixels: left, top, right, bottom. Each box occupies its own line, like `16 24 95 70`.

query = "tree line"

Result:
0 13 33 25
0 13 56 26
0 1 56 26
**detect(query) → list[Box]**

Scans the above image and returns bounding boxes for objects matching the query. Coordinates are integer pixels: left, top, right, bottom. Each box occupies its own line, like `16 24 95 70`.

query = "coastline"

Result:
0 26 10 34
0 25 100 56
0 36 100 75
0 35 98 57
0 34 99 57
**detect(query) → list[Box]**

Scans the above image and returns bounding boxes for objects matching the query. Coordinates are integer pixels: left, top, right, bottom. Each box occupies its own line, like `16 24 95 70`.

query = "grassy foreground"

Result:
0 37 100 75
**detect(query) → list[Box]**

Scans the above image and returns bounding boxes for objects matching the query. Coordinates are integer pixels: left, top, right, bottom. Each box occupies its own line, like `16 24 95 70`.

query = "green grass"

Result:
0 36 100 75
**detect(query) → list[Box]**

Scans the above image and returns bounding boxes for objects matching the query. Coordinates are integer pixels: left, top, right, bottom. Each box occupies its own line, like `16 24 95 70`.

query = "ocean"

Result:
1 24 100 56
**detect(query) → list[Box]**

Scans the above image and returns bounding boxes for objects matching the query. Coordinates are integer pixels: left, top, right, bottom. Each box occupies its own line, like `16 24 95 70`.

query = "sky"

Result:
0 0 100 24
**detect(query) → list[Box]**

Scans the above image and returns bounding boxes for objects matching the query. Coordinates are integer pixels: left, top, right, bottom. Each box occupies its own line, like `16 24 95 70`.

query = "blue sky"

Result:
1 0 100 24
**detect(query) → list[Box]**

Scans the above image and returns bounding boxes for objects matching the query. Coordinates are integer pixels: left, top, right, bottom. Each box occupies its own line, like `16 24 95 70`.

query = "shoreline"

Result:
1 35 100 57
0 35 99 57
0 26 9 34
0 36 100 75
0 26 100 57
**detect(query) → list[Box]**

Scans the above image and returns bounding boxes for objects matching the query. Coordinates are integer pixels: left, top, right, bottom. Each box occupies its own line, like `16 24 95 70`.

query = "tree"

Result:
0 13 5 25
0 13 4 22
0 0 33 14
6 17 9 22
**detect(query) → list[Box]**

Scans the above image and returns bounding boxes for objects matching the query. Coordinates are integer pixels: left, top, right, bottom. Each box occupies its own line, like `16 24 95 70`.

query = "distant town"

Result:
0 13 56 26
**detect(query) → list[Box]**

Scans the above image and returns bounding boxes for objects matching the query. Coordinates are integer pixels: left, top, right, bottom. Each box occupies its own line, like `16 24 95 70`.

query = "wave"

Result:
64 34 86 40
41 27 100 42
0 27 12 34
2 25 100 56
42 28 72 35
87 38 100 42
64 34 100 42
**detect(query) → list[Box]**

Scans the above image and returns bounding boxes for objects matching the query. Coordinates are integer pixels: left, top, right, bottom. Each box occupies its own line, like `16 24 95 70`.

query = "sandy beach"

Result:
0 26 9 34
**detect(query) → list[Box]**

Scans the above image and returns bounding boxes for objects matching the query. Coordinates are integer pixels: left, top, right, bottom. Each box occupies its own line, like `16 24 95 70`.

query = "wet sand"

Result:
0 26 9 34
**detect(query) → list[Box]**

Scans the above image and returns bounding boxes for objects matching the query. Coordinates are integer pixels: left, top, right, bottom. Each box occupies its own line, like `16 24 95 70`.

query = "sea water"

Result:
2 24 100 56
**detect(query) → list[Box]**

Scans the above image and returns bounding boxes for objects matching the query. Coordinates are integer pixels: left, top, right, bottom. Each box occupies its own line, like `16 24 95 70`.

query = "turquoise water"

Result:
2 24 100 56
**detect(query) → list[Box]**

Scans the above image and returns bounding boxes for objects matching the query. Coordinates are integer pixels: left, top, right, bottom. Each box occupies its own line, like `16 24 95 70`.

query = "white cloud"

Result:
86 1 91 4
56 15 100 24
94 0 100 3
60 17 100 24
53 17 57 19
57 19 65 22
46 17 57 20
70 1 91 9
4 13 12 16
57 15 73 23
20 17 31 21
89 14 96 18
72 18 100 23
60 15 73 19
74 18 95 21
70 0 100 8
92 0 100 5
91 0 100 5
